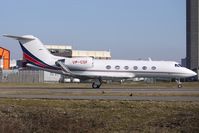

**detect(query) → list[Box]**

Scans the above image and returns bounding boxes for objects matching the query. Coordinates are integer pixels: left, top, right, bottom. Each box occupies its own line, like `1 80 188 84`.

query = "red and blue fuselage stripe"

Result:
19 41 61 70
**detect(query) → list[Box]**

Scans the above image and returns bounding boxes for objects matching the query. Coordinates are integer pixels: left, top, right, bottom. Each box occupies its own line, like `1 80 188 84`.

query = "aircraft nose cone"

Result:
183 68 197 78
188 70 197 77
191 71 197 77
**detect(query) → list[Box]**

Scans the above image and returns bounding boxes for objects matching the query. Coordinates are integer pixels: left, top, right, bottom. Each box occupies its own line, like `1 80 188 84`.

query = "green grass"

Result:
0 99 198 133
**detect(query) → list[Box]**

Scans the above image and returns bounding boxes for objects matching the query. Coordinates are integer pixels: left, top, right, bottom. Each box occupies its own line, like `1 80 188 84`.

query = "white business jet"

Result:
4 35 197 88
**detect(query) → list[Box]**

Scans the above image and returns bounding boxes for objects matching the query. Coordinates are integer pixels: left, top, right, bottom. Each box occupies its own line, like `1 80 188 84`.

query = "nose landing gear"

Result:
176 79 183 88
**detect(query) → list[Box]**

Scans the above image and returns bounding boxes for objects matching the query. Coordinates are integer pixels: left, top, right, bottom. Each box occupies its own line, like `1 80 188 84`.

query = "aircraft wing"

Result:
72 71 135 80
55 60 73 75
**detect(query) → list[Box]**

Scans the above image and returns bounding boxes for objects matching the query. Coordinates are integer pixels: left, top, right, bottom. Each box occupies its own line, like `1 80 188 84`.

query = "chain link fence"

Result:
0 70 44 83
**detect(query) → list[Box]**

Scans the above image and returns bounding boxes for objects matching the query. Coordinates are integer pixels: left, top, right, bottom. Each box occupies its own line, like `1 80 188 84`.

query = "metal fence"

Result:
1 70 44 83
0 69 2 82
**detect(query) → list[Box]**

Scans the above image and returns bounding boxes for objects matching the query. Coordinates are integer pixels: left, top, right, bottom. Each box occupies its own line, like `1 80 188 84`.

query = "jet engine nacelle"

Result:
67 57 93 69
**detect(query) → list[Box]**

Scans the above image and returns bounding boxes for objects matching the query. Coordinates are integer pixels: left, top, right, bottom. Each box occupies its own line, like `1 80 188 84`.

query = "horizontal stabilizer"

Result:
3 34 35 40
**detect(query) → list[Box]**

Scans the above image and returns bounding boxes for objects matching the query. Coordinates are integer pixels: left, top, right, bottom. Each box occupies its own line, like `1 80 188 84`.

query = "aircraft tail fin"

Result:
3 34 59 68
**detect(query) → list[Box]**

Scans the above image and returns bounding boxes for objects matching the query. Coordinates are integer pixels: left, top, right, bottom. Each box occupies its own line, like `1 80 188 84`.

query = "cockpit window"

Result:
175 64 179 67
175 64 182 67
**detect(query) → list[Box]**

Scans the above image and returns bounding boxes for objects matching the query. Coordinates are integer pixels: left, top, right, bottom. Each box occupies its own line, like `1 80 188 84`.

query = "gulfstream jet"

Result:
4 35 197 88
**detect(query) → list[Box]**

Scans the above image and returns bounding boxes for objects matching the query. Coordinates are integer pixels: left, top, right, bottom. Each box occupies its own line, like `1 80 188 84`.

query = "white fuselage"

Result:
61 58 196 79
35 56 196 80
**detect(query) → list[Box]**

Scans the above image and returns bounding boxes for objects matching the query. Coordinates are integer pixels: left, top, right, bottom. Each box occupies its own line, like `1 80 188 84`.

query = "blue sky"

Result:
0 0 185 62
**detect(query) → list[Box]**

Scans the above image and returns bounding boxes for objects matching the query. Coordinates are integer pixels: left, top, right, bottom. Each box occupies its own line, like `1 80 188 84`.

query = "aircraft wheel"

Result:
92 83 98 88
178 84 182 88
92 83 101 89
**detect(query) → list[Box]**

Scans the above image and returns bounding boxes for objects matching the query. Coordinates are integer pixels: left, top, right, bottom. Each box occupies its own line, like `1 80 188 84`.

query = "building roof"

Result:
45 45 72 50
72 50 111 58
44 45 111 59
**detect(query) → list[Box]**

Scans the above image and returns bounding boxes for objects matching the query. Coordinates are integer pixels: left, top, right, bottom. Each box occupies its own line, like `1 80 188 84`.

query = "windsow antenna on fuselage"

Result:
148 57 152 61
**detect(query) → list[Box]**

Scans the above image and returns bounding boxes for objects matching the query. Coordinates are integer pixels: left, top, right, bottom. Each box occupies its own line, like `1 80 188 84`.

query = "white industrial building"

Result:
44 44 111 59
45 45 72 50
43 71 61 82
72 50 111 59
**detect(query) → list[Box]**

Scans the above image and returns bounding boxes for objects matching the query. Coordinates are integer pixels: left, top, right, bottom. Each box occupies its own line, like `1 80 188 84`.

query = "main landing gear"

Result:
176 79 183 88
92 78 102 89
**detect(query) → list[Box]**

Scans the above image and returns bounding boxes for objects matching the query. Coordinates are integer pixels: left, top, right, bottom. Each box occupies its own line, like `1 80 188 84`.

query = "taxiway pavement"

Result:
0 87 198 101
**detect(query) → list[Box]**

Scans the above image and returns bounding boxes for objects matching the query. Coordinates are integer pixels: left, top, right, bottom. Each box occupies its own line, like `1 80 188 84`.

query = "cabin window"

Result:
133 66 138 70
115 65 120 70
151 66 156 70
106 65 111 69
142 66 147 70
124 66 129 70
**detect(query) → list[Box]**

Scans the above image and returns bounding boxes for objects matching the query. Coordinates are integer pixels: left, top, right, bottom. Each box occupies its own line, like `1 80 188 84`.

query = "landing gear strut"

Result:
176 79 182 88
92 78 102 89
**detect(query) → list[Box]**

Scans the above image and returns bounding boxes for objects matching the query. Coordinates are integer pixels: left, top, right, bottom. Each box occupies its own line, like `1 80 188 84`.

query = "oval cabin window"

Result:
115 65 120 70
151 66 156 70
142 66 147 70
133 66 138 70
124 66 129 70
106 65 111 69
